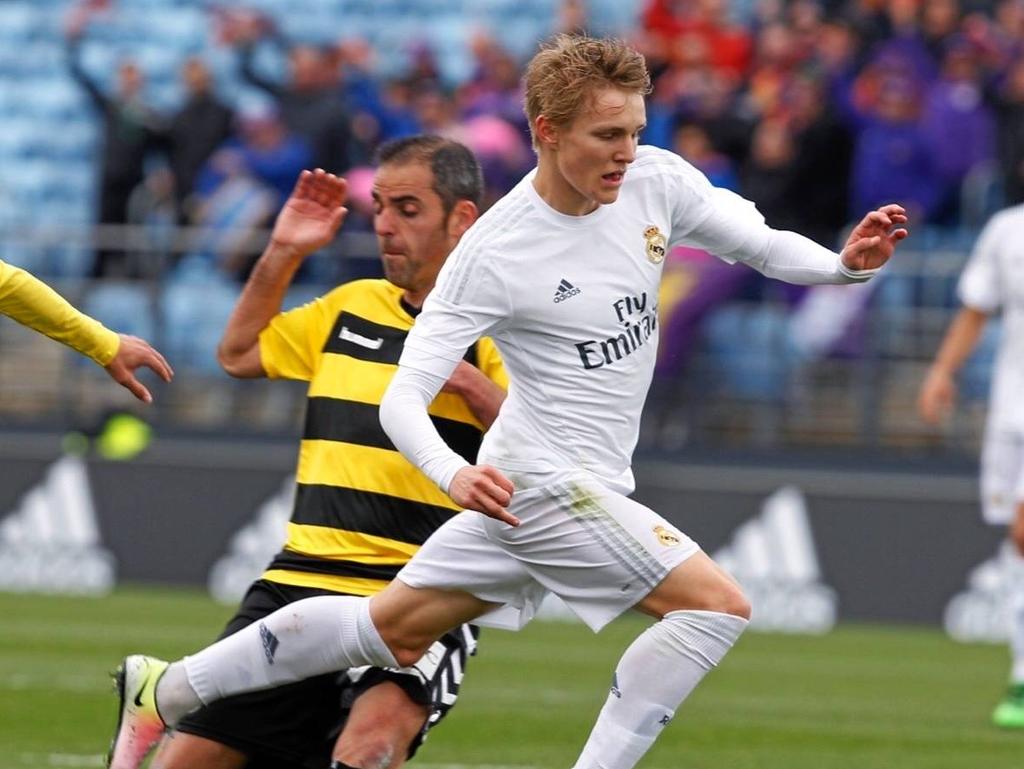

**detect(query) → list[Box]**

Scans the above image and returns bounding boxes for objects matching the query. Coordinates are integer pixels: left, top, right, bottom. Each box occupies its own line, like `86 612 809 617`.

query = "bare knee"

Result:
675 579 751 619
369 584 491 668
639 552 752 620
370 610 436 667
336 735 399 769
334 682 428 769
386 643 431 669
715 586 752 621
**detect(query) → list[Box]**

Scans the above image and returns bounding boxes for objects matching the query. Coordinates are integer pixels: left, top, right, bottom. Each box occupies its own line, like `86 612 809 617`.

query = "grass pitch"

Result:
0 586 1021 769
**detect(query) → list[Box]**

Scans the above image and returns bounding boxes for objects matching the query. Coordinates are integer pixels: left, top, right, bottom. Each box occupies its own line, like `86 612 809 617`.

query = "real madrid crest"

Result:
643 225 666 264
653 525 680 547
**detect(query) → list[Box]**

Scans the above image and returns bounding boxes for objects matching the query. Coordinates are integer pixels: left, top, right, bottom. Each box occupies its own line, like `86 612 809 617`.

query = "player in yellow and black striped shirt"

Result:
155 139 505 769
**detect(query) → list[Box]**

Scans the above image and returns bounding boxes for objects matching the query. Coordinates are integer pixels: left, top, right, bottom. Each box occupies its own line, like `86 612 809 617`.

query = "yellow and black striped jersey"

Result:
257 278 507 595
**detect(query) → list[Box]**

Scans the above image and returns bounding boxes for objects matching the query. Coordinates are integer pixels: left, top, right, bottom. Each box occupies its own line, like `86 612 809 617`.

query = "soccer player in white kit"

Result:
108 36 908 769
919 204 1024 729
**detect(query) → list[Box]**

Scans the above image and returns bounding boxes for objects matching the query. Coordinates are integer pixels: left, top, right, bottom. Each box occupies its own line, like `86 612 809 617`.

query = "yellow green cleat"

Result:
107 655 169 769
992 684 1024 729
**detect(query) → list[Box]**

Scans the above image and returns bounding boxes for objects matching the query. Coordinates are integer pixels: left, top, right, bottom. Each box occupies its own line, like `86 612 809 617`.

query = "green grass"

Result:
0 586 1022 769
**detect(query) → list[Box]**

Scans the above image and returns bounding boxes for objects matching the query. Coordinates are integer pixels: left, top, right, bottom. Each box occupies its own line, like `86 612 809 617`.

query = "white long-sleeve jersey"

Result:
381 146 877 495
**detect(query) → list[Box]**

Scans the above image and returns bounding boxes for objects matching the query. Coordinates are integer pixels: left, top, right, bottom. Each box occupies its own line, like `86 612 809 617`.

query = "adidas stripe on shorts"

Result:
398 469 701 632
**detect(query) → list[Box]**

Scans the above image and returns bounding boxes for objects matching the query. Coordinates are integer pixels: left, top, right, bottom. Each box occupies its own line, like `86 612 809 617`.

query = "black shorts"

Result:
176 580 478 769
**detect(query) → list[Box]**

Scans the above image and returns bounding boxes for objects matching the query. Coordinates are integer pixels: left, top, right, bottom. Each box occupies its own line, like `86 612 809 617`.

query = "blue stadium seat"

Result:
0 0 773 239
82 282 156 341
0 5 39 43
161 267 241 375
700 303 790 401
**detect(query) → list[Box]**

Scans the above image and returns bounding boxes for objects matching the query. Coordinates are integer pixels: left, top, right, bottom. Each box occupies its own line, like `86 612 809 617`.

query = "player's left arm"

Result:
0 260 172 401
713 203 907 285
672 165 908 284
442 352 506 428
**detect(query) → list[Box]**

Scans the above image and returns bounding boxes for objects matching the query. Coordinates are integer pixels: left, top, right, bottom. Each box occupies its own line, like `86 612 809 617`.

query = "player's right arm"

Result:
380 239 518 525
918 307 990 425
0 260 172 402
384 363 517 524
217 169 347 378
918 212 1003 425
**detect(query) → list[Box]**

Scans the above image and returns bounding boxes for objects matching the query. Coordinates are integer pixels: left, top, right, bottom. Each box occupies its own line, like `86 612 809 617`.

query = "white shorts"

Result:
397 470 700 632
980 430 1024 525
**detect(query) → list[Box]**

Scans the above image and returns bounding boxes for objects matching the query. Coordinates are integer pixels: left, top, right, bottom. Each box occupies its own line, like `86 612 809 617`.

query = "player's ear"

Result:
447 199 478 241
535 114 559 150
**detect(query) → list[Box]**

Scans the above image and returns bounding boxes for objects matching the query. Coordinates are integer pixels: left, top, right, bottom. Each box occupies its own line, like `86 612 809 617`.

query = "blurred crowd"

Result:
58 0 1023 384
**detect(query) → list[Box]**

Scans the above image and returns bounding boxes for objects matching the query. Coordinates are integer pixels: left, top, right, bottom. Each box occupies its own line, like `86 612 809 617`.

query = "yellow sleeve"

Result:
258 289 338 381
0 260 120 366
476 336 508 390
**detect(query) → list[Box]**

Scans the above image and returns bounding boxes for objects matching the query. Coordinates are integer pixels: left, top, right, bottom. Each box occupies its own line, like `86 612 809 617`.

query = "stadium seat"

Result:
82 282 157 341
160 267 241 375
700 303 791 401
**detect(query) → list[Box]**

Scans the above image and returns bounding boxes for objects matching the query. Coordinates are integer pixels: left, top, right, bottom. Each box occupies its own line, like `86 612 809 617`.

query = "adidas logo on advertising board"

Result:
711 486 837 634
944 541 1018 643
0 455 115 594
207 475 294 603
553 279 581 303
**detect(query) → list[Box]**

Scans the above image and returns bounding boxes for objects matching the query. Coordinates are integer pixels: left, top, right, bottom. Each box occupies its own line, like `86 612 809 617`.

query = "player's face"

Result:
551 87 646 213
372 162 453 300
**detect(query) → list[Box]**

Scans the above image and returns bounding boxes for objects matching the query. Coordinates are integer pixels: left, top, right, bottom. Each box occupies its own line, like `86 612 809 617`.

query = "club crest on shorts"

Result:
654 525 680 547
643 225 666 264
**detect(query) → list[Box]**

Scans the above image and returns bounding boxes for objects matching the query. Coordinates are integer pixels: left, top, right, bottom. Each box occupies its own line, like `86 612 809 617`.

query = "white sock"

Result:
155 595 397 725
1002 542 1024 684
572 610 748 769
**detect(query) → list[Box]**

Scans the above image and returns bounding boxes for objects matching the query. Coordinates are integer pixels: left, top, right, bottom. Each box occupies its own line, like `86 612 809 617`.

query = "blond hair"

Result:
524 35 651 149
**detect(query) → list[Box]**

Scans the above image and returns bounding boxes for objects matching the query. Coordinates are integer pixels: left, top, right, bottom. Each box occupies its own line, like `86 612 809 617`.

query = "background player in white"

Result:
918 204 1024 729
108 35 908 769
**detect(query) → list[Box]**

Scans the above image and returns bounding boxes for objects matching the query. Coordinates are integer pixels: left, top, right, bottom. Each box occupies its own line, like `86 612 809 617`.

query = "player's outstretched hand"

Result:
104 334 174 404
917 367 956 426
840 203 909 272
270 169 349 260
449 465 518 526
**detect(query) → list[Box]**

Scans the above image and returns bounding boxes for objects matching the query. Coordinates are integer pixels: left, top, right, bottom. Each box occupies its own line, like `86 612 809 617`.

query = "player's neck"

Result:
533 160 599 216
402 287 429 311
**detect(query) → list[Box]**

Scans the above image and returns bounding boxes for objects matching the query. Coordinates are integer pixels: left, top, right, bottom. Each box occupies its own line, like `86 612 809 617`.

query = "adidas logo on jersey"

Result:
553 279 581 303
711 485 837 634
0 455 115 594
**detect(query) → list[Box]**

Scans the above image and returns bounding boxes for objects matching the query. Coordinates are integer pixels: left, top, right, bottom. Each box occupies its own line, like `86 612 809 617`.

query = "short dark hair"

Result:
375 135 483 215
